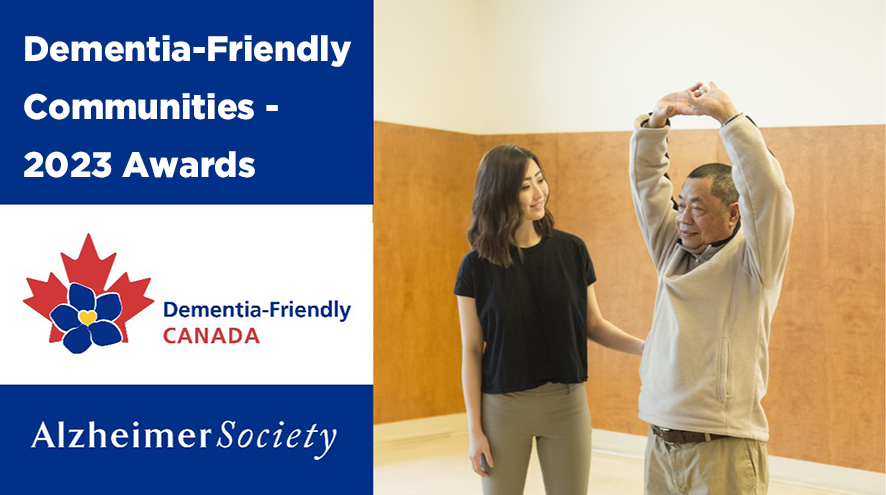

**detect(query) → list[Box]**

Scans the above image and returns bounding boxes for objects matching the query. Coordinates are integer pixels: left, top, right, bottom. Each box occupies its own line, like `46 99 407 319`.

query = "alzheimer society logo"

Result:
24 235 153 354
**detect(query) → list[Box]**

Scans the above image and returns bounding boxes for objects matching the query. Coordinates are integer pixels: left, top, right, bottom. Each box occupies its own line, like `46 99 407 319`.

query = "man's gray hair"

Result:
688 163 739 207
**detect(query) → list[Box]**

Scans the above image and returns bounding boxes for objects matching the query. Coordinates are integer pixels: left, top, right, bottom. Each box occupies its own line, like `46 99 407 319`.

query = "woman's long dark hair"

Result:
467 144 554 267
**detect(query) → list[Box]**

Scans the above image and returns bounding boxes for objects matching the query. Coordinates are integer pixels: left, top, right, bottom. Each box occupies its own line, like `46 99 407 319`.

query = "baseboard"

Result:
374 413 885 495
375 412 469 448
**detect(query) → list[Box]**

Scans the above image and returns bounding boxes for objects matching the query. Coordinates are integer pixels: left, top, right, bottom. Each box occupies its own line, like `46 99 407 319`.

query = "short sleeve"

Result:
454 253 476 297
582 242 596 286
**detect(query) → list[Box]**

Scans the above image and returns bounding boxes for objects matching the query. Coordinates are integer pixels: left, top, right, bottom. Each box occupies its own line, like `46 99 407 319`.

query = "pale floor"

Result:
375 434 840 495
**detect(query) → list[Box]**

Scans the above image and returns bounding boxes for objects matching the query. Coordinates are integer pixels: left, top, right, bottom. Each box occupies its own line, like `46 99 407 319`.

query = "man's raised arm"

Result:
629 84 703 271
688 82 795 284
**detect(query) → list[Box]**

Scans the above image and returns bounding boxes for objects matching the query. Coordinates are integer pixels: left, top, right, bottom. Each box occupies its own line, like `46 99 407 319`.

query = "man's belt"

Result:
651 425 729 444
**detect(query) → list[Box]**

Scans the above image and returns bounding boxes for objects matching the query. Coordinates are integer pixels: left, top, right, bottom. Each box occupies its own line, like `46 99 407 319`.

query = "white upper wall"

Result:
376 0 885 133
374 0 481 134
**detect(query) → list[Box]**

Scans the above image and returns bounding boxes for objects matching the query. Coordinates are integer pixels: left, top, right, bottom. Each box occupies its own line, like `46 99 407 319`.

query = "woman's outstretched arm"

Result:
586 285 645 356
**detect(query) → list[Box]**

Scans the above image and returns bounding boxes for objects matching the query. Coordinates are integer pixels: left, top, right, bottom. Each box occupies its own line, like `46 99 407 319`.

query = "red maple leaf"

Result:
24 234 153 343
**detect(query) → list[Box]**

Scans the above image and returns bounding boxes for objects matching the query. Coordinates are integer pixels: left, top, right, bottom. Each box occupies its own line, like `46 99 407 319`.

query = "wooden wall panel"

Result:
756 126 885 471
373 122 481 424
374 121 885 473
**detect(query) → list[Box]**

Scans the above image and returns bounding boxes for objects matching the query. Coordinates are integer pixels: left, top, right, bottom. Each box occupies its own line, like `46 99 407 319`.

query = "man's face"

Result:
676 177 738 255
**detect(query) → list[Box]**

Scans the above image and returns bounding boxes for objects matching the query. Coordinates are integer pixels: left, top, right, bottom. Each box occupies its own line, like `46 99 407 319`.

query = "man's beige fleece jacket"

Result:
629 113 794 441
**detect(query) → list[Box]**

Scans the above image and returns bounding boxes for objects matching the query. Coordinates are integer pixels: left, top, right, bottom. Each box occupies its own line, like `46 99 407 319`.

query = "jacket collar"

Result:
676 219 741 260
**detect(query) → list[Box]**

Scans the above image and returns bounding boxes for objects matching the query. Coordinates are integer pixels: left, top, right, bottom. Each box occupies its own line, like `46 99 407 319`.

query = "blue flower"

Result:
49 283 123 354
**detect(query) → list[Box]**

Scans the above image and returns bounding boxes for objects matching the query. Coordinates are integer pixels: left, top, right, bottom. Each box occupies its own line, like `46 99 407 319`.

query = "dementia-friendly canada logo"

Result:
24 235 153 354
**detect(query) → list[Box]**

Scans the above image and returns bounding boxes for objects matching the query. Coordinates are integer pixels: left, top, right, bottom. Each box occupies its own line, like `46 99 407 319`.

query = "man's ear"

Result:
728 202 740 228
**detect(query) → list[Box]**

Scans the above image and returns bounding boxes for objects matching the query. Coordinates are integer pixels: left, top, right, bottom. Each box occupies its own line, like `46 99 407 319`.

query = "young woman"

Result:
454 144 645 494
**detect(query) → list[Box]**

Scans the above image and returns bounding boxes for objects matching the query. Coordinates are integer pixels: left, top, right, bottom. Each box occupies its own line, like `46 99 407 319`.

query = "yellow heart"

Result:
78 310 97 326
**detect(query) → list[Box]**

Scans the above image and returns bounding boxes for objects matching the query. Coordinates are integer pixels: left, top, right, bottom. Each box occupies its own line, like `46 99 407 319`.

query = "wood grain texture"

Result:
374 121 885 472
757 125 885 472
373 122 481 424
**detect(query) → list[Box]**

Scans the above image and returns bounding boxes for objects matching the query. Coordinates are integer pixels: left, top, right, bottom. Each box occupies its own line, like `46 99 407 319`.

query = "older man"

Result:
629 82 794 495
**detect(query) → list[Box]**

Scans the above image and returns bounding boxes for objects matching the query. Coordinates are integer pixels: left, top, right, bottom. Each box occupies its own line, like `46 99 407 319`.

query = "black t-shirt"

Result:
454 229 596 393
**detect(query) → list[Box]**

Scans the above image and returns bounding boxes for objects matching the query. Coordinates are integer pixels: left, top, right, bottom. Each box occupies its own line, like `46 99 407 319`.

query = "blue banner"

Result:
0 0 373 204
0 385 373 492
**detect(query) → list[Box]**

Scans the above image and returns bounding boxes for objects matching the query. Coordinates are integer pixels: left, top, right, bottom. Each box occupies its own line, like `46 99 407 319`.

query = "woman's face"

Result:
518 159 548 223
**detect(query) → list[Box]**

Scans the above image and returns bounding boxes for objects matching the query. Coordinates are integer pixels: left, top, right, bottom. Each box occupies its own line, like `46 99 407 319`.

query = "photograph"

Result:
373 1 886 494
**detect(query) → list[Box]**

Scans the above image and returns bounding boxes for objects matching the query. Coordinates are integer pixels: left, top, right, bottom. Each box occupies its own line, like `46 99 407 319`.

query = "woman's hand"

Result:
469 430 494 478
